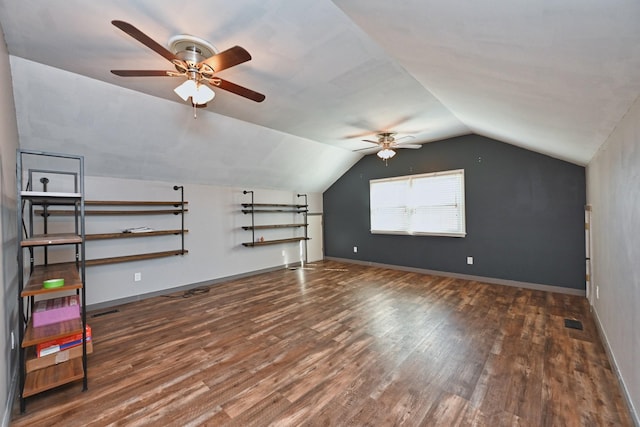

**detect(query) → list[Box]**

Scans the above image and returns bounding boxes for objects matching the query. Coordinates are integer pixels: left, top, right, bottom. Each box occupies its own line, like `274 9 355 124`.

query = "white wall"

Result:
0 23 19 426
38 176 322 306
587 95 640 422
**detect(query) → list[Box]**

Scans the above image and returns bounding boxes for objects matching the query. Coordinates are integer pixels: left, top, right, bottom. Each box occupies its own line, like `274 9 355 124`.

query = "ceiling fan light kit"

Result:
174 79 215 104
377 148 396 160
110 20 265 117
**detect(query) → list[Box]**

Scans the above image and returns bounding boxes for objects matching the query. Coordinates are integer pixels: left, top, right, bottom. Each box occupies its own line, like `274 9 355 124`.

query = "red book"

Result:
36 325 92 357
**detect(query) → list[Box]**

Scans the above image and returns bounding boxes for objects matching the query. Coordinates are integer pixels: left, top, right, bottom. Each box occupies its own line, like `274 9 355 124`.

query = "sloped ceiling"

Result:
1 0 639 192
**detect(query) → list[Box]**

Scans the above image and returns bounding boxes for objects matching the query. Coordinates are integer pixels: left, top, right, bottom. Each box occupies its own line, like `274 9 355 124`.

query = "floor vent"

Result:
564 318 583 330
91 309 120 318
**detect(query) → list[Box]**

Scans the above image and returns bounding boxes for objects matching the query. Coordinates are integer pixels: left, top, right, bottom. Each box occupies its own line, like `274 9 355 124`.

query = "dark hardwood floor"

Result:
11 260 633 426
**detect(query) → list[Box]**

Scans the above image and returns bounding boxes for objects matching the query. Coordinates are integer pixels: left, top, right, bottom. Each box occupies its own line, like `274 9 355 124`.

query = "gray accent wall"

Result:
323 134 586 290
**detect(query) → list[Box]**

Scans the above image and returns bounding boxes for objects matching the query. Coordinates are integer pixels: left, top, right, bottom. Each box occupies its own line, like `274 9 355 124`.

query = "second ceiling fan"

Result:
356 132 422 163
110 20 265 109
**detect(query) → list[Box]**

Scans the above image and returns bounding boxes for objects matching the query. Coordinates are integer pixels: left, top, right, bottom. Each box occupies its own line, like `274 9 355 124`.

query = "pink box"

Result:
33 295 80 327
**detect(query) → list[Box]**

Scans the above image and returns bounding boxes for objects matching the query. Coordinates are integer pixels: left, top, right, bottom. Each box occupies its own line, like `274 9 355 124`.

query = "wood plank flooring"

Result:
11 260 633 426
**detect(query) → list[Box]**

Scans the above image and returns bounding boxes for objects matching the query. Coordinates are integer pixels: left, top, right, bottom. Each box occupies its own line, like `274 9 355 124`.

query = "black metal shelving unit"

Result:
16 149 88 413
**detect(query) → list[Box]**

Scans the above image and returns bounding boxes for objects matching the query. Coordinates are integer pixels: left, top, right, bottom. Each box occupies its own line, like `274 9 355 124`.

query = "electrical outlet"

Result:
353 246 358 253
596 285 599 299
134 272 142 282
467 256 473 265
10 331 14 350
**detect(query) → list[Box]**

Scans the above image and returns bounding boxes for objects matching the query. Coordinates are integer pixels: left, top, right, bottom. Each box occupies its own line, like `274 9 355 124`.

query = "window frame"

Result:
369 169 466 238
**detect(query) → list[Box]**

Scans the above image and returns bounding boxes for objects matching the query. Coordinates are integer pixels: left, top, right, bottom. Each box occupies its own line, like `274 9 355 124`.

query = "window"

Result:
370 169 466 237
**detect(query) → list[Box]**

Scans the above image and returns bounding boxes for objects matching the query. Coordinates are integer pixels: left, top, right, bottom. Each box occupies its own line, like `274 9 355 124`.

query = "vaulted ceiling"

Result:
1 1 639 192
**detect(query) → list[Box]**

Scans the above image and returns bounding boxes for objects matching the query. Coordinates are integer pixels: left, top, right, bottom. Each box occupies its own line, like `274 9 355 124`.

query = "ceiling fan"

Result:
110 20 265 112
356 132 422 163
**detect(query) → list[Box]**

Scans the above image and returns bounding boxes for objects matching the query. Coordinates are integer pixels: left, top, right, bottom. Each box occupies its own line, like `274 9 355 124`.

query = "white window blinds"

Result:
370 169 466 237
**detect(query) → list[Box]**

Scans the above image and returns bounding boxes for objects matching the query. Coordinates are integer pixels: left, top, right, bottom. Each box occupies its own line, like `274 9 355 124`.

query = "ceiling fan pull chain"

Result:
193 100 197 119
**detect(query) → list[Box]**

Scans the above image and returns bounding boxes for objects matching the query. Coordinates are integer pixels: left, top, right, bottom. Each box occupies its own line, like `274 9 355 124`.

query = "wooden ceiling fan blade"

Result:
111 70 174 77
112 20 179 63
200 46 251 73
209 78 265 103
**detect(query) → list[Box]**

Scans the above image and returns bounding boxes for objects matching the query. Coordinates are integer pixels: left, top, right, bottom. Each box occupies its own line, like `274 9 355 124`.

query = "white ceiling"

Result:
1 0 639 192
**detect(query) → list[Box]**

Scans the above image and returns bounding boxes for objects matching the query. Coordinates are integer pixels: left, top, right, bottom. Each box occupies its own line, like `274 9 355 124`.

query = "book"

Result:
123 226 154 233
33 295 80 327
36 325 92 357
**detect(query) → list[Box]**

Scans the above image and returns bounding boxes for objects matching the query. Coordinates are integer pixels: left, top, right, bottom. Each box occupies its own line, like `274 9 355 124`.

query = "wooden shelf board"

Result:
20 191 81 205
21 233 82 247
242 224 308 230
86 250 188 266
22 263 82 297
86 229 188 240
242 209 307 214
22 357 85 398
241 203 307 208
36 209 188 216
86 200 187 206
242 237 310 247
26 341 93 373
23 318 83 348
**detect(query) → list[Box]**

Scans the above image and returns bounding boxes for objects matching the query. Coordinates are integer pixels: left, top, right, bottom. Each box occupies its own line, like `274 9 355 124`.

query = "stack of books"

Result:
37 325 92 357
27 325 93 372
29 294 91 372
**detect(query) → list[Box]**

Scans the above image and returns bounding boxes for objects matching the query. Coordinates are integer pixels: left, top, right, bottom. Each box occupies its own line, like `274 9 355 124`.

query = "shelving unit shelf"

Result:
21 263 83 296
16 149 88 413
241 191 309 248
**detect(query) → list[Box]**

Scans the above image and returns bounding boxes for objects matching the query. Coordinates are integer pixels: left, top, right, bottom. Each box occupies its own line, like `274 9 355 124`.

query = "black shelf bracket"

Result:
243 190 255 244
297 194 308 263
174 185 185 254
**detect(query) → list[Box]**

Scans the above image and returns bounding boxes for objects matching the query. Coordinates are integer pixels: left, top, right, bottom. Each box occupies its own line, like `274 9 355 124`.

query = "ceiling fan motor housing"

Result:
169 35 218 76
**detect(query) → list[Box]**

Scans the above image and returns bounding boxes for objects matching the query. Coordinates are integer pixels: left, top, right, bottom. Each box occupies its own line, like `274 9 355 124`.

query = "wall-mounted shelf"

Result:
85 250 188 266
85 229 186 240
34 195 188 266
241 224 307 230
242 237 308 247
36 201 188 216
241 191 309 248
37 209 187 216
